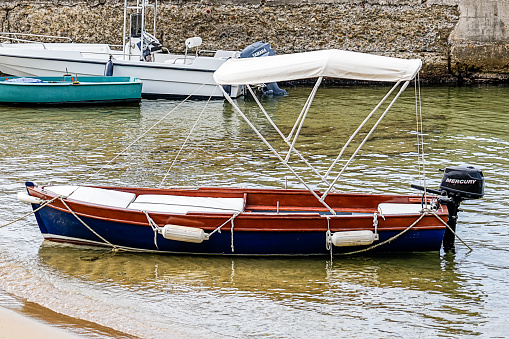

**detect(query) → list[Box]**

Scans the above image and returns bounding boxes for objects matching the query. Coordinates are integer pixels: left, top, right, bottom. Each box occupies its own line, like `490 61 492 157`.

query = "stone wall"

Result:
0 0 507 83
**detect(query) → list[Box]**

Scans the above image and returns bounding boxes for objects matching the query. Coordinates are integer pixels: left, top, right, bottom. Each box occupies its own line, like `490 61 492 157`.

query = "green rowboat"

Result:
0 76 142 105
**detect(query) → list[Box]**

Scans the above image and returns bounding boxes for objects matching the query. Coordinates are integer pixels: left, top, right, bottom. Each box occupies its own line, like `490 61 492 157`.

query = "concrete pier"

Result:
448 0 509 82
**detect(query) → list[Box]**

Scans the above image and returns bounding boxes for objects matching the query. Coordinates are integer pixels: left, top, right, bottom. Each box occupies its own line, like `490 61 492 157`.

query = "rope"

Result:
430 209 473 251
230 217 235 253
206 212 240 253
208 212 241 237
59 197 119 250
372 211 381 236
414 73 428 206
143 211 160 249
159 88 216 188
82 76 214 187
0 195 61 229
335 210 428 256
325 215 332 261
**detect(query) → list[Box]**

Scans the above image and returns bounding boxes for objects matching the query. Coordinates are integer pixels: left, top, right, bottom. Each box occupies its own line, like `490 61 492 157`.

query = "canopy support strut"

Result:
219 85 336 215
321 80 411 202
285 77 323 163
324 80 402 179
246 82 332 187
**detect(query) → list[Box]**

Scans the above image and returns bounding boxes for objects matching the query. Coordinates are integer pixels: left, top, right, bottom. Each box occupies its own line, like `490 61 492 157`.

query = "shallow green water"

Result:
0 85 508 338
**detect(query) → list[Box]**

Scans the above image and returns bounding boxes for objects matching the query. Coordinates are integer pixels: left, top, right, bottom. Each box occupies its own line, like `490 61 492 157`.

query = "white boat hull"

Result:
0 44 243 99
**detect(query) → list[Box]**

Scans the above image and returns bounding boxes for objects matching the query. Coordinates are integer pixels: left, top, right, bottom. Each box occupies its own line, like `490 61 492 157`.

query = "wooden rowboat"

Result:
21 184 449 255
18 49 484 255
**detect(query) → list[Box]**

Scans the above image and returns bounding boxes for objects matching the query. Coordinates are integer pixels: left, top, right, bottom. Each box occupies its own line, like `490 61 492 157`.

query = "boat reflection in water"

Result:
36 242 486 337
37 243 479 304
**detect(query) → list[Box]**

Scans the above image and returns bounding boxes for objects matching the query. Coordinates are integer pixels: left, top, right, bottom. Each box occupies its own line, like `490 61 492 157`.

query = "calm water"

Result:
0 86 508 338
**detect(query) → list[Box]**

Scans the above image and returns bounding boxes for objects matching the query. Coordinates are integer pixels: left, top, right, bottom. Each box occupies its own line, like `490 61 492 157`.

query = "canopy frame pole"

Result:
140 0 145 61
122 0 127 60
285 77 323 163
414 73 428 206
320 80 411 202
154 0 158 38
246 84 332 187
219 86 336 215
287 82 316 141
324 81 402 179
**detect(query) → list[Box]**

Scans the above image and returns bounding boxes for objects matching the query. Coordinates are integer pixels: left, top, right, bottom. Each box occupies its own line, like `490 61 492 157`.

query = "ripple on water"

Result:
1 87 509 338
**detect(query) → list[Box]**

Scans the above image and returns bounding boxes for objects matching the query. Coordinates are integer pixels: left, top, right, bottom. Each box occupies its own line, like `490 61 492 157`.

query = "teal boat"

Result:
0 76 142 105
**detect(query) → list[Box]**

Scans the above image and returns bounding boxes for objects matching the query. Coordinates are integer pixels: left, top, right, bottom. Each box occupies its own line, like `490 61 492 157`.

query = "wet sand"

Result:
0 306 82 339
0 298 135 339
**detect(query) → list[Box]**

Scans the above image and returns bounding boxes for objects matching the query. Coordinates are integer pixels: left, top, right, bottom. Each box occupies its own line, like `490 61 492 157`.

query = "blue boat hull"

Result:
32 203 445 255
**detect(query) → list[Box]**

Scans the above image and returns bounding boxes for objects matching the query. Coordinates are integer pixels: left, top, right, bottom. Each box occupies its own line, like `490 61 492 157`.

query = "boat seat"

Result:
378 203 424 215
44 185 136 209
127 194 245 214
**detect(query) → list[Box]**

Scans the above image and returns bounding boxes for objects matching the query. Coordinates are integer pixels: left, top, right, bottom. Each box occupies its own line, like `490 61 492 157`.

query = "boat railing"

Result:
170 56 196 65
0 32 73 44
197 50 217 57
0 36 49 48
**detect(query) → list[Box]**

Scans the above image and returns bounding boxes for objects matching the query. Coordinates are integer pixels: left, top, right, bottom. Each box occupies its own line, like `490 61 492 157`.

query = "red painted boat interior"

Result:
28 185 449 232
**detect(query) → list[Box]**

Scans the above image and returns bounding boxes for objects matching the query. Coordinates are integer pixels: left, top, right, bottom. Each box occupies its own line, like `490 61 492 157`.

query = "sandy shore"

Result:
0 306 82 339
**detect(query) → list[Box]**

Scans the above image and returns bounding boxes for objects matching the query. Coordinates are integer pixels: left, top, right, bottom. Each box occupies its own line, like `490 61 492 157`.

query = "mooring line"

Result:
334 211 427 256
430 210 473 251
0 195 61 229
59 197 120 251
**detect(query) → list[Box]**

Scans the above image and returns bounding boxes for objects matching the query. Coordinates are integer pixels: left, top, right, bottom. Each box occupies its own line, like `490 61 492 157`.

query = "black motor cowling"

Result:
440 165 484 200
411 164 484 252
240 41 287 96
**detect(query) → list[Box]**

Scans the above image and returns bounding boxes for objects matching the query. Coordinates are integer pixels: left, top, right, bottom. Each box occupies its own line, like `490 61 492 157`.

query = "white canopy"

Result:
213 49 422 85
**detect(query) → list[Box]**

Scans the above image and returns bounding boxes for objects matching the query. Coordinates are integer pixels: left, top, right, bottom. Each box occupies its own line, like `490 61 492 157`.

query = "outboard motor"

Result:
439 165 485 199
240 41 287 96
412 165 484 252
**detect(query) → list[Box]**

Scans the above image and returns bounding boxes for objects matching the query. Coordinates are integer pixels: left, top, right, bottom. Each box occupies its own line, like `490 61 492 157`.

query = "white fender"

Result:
330 230 379 247
159 224 208 243
17 192 44 204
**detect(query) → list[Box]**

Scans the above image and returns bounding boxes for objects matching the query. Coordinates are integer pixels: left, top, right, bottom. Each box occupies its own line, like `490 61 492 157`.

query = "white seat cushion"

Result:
44 185 80 197
378 203 423 215
128 194 244 214
45 186 136 209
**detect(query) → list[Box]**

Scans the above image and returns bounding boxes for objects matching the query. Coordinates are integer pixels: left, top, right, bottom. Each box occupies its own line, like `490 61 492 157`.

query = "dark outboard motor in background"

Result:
240 41 287 96
412 165 484 252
